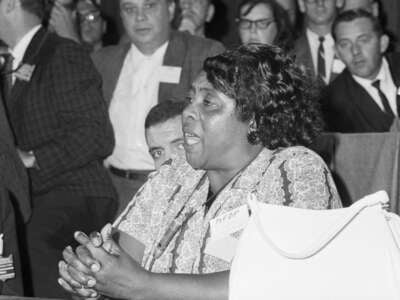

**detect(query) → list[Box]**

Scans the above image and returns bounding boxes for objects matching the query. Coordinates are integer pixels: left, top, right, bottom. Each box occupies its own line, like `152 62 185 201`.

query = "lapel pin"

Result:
14 63 36 82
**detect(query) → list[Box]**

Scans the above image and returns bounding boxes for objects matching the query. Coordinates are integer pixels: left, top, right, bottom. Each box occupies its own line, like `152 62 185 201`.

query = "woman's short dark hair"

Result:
237 0 294 51
203 43 322 149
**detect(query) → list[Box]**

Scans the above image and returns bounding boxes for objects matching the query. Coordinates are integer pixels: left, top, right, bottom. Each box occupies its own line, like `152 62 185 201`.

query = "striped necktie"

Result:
317 36 326 80
372 79 395 117
0 53 14 105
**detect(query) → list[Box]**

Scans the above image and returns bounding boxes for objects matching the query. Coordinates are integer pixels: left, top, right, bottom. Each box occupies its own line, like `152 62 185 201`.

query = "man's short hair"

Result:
145 100 186 129
332 9 383 40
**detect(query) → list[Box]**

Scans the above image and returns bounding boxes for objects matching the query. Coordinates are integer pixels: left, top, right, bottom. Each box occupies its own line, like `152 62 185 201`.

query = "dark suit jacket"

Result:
0 90 29 295
92 30 225 106
6 27 116 198
293 32 340 84
322 53 400 133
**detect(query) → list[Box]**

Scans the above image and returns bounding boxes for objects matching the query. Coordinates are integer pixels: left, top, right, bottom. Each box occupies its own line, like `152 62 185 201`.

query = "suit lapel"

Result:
105 43 130 105
386 53 400 116
344 70 393 130
295 33 315 78
158 31 186 103
9 28 49 112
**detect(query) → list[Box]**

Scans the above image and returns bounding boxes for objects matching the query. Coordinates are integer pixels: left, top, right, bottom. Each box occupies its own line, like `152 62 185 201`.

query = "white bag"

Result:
229 191 400 300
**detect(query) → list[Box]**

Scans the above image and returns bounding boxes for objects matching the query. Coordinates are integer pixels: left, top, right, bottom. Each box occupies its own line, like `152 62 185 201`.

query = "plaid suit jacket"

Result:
6 27 116 198
92 30 225 106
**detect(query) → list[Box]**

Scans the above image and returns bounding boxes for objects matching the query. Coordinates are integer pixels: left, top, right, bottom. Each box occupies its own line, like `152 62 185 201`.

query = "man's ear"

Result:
297 0 306 13
168 0 176 22
380 34 389 54
206 3 215 23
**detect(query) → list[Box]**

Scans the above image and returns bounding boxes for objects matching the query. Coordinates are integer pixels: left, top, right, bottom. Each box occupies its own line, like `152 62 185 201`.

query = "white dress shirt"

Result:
306 29 336 83
11 25 41 84
352 58 398 116
106 42 169 170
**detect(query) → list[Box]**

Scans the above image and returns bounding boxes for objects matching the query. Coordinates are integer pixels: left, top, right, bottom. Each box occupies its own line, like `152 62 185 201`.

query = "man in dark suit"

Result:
293 0 345 85
0 0 117 297
323 9 399 133
92 0 224 214
0 61 30 295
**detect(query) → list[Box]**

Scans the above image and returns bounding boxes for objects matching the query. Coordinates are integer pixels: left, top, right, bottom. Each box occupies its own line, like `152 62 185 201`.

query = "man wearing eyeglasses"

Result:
77 0 107 52
294 0 345 84
92 0 224 215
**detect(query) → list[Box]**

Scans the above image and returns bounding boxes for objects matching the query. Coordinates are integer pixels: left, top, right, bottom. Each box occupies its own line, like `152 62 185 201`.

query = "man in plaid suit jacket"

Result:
0 79 30 296
0 1 117 297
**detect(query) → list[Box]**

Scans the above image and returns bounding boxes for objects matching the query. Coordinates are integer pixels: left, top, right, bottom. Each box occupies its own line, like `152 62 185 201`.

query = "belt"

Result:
109 166 151 181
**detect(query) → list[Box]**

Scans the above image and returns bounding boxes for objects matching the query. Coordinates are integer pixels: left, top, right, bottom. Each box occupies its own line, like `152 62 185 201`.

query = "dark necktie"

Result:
317 36 326 79
0 53 14 105
371 80 395 117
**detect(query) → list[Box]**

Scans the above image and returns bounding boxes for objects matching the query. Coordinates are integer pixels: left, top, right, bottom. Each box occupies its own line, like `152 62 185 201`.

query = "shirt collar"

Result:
129 41 169 61
352 58 388 86
306 28 334 46
11 25 42 65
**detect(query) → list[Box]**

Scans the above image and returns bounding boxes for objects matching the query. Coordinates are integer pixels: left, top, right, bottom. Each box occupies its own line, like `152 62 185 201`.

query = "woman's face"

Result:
238 3 278 45
182 73 251 171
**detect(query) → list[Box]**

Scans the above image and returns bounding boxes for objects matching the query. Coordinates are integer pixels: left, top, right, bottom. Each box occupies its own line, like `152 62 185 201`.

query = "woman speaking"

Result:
58 44 341 300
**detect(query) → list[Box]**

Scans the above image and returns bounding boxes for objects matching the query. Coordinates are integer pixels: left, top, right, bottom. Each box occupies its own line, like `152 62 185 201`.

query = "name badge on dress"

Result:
204 205 250 262
159 66 182 84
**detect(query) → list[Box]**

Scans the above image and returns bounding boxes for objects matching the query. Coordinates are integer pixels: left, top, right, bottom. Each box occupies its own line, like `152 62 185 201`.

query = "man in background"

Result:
145 100 185 170
92 0 224 213
323 9 400 132
294 0 345 84
178 0 215 37
77 0 107 52
0 46 30 296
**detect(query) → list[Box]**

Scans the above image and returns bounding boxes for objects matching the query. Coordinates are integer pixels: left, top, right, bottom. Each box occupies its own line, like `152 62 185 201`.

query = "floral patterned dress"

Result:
114 146 342 274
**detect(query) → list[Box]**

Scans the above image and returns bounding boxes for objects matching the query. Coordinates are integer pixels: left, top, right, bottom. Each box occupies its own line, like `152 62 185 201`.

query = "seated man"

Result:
145 101 186 170
178 0 215 37
323 9 400 133
76 0 107 52
293 0 345 85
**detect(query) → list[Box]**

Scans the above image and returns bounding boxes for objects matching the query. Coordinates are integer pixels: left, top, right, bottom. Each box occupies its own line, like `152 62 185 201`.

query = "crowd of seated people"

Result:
0 0 398 298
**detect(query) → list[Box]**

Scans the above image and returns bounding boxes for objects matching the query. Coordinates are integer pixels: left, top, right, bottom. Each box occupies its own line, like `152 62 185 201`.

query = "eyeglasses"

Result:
236 18 275 30
78 11 102 23
303 0 330 4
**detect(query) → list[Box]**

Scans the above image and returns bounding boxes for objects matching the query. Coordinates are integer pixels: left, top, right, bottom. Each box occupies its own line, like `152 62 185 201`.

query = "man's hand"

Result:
49 0 81 43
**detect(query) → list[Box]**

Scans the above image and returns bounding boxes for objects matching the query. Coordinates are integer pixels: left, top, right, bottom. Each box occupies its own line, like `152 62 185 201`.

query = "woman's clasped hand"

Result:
58 224 149 300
